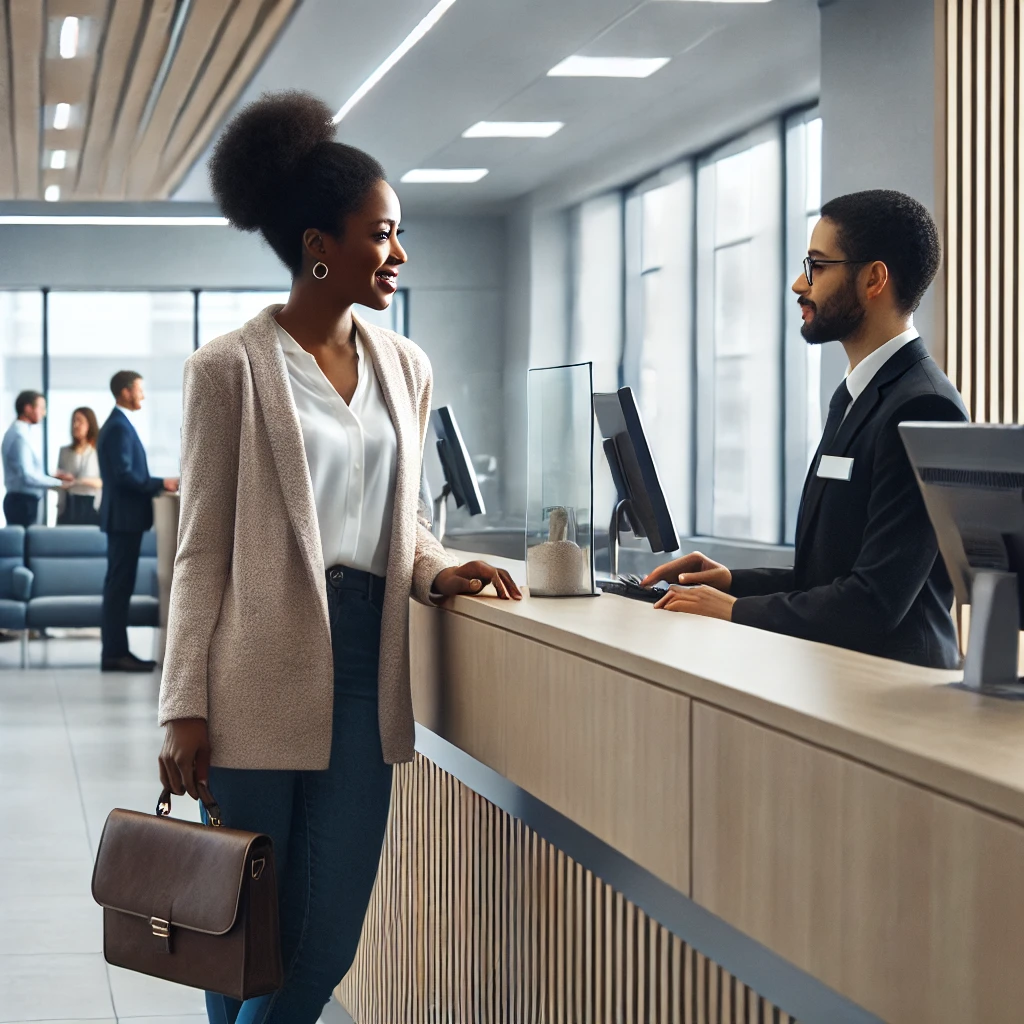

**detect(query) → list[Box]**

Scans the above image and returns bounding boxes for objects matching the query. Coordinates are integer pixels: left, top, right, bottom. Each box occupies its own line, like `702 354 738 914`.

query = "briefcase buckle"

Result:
151 917 170 938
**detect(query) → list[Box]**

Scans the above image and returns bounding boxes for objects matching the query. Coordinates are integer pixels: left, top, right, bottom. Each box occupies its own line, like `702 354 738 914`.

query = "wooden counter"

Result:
339 554 1024 1024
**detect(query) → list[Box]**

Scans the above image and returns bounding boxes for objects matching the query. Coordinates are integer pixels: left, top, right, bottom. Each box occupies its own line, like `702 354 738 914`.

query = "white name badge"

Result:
817 455 854 481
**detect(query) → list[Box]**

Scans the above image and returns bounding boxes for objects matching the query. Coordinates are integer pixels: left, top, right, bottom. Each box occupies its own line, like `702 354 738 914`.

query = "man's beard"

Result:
800 280 866 344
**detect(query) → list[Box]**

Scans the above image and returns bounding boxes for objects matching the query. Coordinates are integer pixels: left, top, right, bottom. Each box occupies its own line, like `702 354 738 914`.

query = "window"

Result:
624 165 695 534
0 292 44 509
47 292 194 489
198 291 290 346
783 109 823 540
695 124 784 543
198 291 408 347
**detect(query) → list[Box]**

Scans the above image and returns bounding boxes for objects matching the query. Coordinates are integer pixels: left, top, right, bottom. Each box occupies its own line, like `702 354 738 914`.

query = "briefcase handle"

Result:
157 783 225 828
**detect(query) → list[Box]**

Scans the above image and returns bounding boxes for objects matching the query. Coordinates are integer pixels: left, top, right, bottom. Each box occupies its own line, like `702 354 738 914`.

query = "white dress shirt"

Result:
276 321 398 577
843 327 920 417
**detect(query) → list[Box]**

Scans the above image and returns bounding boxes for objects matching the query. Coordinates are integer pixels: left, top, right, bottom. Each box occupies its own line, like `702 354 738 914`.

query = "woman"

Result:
56 406 102 525
157 92 520 1024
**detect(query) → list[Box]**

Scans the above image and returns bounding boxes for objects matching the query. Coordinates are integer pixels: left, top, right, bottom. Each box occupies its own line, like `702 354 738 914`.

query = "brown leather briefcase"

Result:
91 788 283 1000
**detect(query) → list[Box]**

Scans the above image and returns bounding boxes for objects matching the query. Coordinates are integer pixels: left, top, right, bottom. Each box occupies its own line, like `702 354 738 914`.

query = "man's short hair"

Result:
15 390 42 417
110 370 142 399
819 189 941 315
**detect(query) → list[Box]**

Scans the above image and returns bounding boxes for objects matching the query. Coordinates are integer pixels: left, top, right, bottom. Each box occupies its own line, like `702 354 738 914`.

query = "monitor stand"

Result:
960 570 1024 698
608 499 629 577
431 483 452 543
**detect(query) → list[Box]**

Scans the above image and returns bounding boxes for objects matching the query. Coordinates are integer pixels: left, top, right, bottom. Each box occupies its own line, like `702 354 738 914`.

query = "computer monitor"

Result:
899 422 1024 696
429 406 486 540
593 387 680 576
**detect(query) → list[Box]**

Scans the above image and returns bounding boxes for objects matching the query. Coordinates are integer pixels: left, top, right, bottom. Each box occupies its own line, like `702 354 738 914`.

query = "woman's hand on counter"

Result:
642 551 732 592
653 584 737 620
432 561 523 601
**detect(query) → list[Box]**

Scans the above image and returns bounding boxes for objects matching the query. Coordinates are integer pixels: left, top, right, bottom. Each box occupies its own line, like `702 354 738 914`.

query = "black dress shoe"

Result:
101 654 157 673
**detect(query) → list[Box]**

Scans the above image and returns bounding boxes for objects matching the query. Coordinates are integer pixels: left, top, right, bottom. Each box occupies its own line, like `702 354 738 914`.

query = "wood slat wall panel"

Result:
157 0 266 180
123 0 233 199
155 0 300 198
9 0 44 199
0 1 16 198
75 0 147 198
945 0 1022 423
336 753 796 1024
100 0 177 198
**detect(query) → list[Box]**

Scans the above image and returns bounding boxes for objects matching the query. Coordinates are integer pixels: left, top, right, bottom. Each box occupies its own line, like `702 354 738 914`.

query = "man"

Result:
97 371 178 673
2 391 73 526
644 189 967 669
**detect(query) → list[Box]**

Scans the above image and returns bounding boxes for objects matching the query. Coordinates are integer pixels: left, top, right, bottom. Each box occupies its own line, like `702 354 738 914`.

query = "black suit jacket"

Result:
730 338 967 669
96 407 164 534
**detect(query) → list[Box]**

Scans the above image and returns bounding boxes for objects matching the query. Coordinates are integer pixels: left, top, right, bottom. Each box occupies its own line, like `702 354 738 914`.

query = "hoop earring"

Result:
312 262 328 280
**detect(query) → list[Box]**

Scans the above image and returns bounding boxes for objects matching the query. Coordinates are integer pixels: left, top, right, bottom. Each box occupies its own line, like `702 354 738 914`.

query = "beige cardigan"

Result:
157 307 456 769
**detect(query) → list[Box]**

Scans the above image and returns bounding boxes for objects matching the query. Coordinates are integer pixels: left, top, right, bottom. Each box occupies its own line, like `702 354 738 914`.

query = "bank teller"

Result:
644 189 966 670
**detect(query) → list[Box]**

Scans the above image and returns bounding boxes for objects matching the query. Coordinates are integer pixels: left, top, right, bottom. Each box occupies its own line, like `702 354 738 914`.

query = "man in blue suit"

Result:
96 371 178 672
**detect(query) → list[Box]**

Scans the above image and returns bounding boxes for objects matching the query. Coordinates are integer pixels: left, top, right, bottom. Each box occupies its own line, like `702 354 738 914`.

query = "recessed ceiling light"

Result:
0 216 229 226
400 168 489 184
547 56 670 78
50 150 67 170
462 121 564 139
44 185 60 203
53 103 71 130
59 17 79 59
334 0 458 123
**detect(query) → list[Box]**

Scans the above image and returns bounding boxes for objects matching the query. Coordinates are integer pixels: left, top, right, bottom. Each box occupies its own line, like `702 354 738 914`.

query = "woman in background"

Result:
56 407 102 525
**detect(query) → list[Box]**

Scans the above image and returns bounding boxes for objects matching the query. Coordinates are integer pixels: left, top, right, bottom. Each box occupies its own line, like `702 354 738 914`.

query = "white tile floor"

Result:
0 630 352 1024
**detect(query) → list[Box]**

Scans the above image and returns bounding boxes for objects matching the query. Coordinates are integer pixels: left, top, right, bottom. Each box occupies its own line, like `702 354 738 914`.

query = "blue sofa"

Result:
24 527 159 635
0 526 31 666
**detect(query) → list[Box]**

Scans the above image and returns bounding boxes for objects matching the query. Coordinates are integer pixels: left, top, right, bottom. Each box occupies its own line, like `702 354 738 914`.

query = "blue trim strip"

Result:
415 724 883 1024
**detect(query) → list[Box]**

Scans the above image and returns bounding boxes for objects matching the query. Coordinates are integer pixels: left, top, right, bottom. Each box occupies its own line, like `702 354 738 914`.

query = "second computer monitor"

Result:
594 387 680 566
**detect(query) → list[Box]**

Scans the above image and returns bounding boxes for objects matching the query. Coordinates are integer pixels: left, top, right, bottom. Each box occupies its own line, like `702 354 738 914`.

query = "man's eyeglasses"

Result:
802 256 872 286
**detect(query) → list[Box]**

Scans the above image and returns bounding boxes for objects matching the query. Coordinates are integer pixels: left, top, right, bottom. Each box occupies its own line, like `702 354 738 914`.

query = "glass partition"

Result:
526 362 596 596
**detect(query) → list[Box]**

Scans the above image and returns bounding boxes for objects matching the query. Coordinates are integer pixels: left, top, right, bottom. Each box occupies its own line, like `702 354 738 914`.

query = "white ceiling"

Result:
174 0 821 214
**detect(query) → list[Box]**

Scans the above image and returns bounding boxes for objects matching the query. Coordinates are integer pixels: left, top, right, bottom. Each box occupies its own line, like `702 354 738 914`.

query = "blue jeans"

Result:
204 574 393 1024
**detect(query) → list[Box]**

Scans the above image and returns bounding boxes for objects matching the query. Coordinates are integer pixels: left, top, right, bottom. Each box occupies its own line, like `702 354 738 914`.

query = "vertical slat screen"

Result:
336 754 797 1024
945 0 1022 423
944 0 1024 658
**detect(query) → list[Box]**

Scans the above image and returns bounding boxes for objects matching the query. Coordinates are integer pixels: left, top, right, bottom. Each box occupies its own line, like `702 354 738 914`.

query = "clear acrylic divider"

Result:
526 362 596 597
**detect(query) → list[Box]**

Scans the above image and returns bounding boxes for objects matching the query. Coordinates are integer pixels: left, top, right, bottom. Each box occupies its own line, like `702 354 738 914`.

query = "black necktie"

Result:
818 378 852 457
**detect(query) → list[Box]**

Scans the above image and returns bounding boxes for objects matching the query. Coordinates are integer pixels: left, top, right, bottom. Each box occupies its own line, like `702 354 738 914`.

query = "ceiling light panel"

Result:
400 168 489 183
463 121 564 138
44 186 61 203
50 150 67 170
53 103 71 131
59 17 79 58
547 56 670 78
334 0 459 123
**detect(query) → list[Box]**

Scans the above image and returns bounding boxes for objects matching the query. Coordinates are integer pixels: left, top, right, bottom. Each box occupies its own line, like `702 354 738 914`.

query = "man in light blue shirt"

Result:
2 390 72 527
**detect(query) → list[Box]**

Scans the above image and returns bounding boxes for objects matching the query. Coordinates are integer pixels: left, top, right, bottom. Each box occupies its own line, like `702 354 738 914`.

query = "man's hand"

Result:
653 584 737 620
433 561 523 601
55 470 75 483
642 551 732 592
163 478 180 494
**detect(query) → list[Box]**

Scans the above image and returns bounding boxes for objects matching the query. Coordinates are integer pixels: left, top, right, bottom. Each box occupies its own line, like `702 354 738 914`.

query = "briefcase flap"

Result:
92 808 269 936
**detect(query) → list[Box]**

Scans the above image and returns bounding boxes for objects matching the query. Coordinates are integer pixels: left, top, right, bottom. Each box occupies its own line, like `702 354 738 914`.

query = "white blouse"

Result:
275 321 398 577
